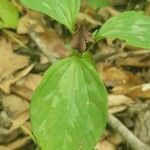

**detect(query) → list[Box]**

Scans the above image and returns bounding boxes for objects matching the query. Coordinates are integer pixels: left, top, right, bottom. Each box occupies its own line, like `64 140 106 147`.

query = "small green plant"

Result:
20 0 150 149
0 0 19 29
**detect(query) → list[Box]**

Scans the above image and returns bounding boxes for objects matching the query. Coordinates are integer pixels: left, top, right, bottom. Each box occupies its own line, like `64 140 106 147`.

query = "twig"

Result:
29 31 58 64
108 114 150 150
3 30 30 50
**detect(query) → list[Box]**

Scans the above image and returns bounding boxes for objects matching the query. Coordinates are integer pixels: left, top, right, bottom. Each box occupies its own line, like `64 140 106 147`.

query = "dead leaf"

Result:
0 64 35 94
0 111 29 144
116 55 150 67
17 11 45 34
5 136 30 150
0 146 8 150
39 28 69 59
109 95 134 107
100 66 130 86
98 65 142 95
0 127 21 144
95 140 116 150
126 83 150 98
12 73 42 100
0 37 29 82
10 111 29 131
109 106 128 114
108 95 134 113
2 95 29 118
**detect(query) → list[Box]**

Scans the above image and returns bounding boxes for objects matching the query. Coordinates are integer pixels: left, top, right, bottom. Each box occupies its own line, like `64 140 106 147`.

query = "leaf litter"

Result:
0 0 150 149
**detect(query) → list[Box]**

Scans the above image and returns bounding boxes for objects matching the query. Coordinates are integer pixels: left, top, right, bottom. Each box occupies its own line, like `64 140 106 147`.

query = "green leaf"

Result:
94 11 150 49
88 0 109 9
0 0 19 29
82 51 97 69
20 0 80 32
31 55 108 150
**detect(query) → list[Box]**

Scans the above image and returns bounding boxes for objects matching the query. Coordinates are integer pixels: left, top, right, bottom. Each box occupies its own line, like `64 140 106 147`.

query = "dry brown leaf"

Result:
0 111 29 144
98 65 143 95
12 73 42 100
17 11 45 34
109 106 127 114
100 66 130 86
100 65 142 86
0 146 8 150
5 136 30 150
95 140 116 150
107 133 123 145
112 85 131 95
10 111 29 131
108 95 134 113
0 37 29 82
95 131 122 150
134 110 150 145
126 83 150 98
0 127 21 144
0 64 35 94
116 55 150 67
2 95 29 118
39 28 69 59
109 95 134 107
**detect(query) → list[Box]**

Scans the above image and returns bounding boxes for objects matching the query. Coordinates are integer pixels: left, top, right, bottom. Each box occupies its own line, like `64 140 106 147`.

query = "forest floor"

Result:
0 0 150 150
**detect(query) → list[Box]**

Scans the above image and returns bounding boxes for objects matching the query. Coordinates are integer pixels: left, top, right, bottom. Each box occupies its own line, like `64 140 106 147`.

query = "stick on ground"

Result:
108 114 150 150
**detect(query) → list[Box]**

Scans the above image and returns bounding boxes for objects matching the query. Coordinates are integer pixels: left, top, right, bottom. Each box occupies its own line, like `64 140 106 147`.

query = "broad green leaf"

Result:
82 51 96 69
20 0 80 32
0 0 19 29
88 0 109 9
31 55 108 150
94 11 150 49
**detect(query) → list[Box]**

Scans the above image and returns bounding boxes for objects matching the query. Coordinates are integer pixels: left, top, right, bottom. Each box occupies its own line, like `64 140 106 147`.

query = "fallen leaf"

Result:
0 127 21 144
17 11 45 34
0 37 29 82
12 73 42 100
2 95 29 118
0 146 8 150
0 64 34 94
126 83 150 98
109 95 134 107
100 66 130 86
109 106 128 114
95 140 116 150
39 28 69 59
10 111 29 131
116 54 150 68
4 136 30 150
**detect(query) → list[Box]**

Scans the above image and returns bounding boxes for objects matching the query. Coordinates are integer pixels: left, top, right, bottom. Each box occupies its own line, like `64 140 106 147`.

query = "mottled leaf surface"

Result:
31 55 108 150
94 11 150 49
20 0 80 32
0 0 19 29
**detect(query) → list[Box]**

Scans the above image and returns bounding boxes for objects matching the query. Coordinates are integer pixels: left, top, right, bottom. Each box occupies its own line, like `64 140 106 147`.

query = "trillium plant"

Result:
20 0 150 149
